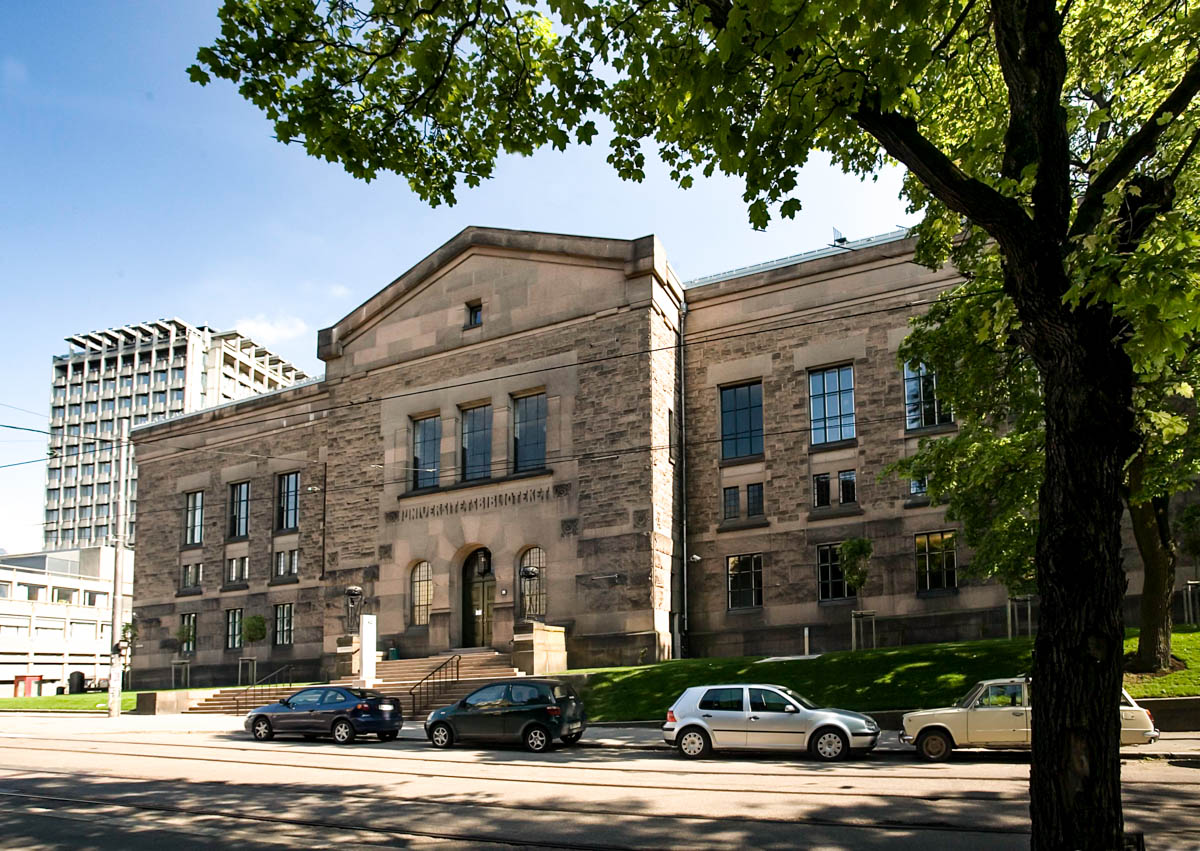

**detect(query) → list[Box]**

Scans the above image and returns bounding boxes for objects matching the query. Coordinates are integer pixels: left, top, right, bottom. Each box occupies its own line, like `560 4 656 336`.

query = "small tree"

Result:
175 623 195 655
242 615 267 652
839 538 874 595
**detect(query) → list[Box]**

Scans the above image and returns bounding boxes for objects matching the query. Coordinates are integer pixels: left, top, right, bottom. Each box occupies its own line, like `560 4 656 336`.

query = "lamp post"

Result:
107 420 129 718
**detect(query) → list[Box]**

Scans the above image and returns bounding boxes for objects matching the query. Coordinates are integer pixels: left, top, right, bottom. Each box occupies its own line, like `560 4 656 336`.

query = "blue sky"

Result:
0 2 915 553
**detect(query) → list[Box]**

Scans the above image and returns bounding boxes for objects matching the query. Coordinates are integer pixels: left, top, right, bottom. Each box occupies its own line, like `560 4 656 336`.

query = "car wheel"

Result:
524 725 551 753
916 729 953 762
378 731 399 742
332 719 356 745
561 732 583 746
809 727 849 762
429 722 454 749
251 716 274 742
677 727 712 759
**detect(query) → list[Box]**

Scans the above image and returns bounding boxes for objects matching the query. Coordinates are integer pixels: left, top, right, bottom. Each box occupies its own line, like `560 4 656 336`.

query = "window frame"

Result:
410 561 432 626
411 415 441 490
726 553 763 610
180 612 197 655
274 603 294 646
813 473 831 508
915 530 958 592
817 543 854 601
226 608 243 650
512 392 548 473
838 470 857 504
904 362 953 430
276 472 299 531
228 481 250 538
460 404 493 482
809 364 856 445
519 547 547 622
184 490 204 546
719 381 764 460
722 486 740 520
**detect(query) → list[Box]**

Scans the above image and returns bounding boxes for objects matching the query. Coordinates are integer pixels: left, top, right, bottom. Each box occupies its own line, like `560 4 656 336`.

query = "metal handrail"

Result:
235 664 294 715
408 654 460 717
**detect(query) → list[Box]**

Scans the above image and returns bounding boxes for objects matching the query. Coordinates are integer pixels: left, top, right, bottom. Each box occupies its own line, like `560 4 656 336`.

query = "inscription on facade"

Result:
398 486 561 522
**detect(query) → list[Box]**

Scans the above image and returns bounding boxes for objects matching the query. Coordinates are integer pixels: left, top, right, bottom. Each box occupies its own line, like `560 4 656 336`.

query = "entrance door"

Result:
462 549 495 647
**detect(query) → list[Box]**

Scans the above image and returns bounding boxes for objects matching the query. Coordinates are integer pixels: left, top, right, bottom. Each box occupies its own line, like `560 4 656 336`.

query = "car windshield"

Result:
956 683 985 708
776 686 819 710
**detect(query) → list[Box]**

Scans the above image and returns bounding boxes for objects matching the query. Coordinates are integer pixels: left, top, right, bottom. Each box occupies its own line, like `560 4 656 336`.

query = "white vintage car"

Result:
900 677 1160 761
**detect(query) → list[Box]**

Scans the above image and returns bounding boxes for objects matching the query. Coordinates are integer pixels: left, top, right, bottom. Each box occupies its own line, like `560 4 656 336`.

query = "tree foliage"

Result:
839 537 874 592
243 615 268 646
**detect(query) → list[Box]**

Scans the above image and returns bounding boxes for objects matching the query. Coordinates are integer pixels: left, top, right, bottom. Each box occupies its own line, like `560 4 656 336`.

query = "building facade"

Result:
126 227 1163 688
0 546 133 691
44 319 310 550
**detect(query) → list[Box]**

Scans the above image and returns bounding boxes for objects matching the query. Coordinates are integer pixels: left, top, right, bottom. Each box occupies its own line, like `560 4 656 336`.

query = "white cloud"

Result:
232 314 310 346
329 284 352 299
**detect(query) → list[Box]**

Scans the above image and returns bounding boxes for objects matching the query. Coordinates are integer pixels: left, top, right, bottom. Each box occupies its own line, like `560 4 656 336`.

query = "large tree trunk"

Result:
1126 451 1176 671
1023 275 1135 849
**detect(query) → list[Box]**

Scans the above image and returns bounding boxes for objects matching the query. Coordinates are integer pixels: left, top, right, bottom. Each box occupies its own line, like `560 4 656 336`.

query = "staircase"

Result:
186 649 524 716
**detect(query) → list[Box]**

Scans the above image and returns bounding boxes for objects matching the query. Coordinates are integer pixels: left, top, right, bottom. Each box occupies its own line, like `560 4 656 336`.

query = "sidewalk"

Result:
1 712 1197 759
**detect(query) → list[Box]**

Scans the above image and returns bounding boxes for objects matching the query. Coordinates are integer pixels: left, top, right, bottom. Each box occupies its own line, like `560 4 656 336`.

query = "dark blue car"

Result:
424 679 587 753
245 686 403 744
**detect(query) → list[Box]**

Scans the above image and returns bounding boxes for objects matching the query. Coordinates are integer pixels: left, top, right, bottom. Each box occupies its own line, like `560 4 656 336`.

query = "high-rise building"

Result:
43 319 311 550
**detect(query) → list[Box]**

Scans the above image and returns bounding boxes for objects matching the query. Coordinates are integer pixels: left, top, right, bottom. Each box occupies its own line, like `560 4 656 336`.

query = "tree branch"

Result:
1069 53 1200 241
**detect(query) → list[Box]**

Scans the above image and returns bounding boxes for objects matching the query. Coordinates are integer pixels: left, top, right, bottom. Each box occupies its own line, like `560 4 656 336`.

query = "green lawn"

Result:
1123 624 1200 699
0 692 138 712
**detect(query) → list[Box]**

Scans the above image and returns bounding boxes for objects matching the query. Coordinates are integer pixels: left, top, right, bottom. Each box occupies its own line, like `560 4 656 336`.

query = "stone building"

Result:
128 226 1141 687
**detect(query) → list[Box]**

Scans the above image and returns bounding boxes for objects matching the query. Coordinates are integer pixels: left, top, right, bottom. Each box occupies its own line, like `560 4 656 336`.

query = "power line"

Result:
0 458 47 470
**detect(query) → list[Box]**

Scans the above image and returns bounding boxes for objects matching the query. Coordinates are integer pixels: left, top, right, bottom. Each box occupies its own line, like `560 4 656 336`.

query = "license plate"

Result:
379 703 395 711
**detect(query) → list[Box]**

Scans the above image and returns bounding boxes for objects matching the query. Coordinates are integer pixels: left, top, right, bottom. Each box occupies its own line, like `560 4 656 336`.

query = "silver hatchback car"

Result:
662 683 879 760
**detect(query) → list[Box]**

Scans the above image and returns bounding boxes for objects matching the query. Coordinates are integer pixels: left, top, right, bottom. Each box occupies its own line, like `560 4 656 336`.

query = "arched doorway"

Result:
462 548 494 647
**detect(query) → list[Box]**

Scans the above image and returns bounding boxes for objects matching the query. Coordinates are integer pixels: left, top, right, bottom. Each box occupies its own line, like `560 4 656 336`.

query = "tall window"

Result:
809 365 855 445
412 416 441 489
276 472 299 530
181 563 203 589
519 547 547 621
838 470 857 504
747 483 764 517
720 382 763 459
916 531 958 591
274 549 299 577
727 553 763 609
813 473 831 507
465 301 483 327
904 363 953 430
723 486 740 520
184 491 203 545
411 561 432 626
274 603 293 645
180 612 197 654
226 556 248 583
226 608 243 650
513 393 548 472
818 544 854 601
461 405 492 481
228 481 250 537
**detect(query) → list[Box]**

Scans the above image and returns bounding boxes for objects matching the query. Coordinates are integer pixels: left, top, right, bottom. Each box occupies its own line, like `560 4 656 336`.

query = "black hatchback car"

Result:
245 686 404 744
424 679 587 752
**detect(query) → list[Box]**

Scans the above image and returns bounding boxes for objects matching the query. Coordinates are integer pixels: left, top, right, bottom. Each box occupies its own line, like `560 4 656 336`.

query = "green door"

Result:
463 549 494 647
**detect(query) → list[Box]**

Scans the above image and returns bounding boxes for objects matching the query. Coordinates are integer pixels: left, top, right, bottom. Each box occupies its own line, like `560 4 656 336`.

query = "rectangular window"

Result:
910 477 928 496
838 470 857 504
513 393 547 472
226 608 243 650
461 405 492 481
668 408 678 465
465 301 482 328
274 603 293 645
180 612 197 654
904 363 953 430
135 394 148 407
97 482 110 497
228 481 250 537
68 404 81 417
53 587 76 604
723 486 740 520
813 473 831 508
20 583 46 601
818 543 854 601
96 504 109 518
94 524 107 539
727 553 763 609
0 582 9 599
227 556 248 583
747 483 764 517
172 368 186 382
101 398 115 412
274 549 299 576
47 488 59 502
809 365 855 445
181 563 203 589
152 391 166 406
85 401 97 415
184 491 204 545
412 416 441 489
720 382 763 459
916 531 958 592
170 388 184 404
63 486 75 500
46 508 59 523
276 472 299 530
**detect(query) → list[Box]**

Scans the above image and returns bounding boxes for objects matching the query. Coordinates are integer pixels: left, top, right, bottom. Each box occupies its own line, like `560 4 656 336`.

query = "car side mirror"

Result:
784 704 798 713
278 698 289 706
459 700 469 708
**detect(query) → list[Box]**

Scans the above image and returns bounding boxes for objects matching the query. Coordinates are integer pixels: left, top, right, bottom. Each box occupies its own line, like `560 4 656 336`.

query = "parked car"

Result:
245 686 404 744
900 677 1160 761
661 683 880 761
424 679 587 753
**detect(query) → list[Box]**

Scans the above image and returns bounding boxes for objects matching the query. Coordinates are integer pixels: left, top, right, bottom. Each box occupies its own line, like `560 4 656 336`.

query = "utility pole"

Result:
107 421 129 719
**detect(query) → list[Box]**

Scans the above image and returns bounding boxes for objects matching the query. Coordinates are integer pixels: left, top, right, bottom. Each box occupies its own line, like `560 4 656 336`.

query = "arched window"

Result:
411 561 432 626
519 547 546 622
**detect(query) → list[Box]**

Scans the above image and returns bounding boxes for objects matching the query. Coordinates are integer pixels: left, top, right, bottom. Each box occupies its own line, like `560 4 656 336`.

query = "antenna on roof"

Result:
828 227 854 251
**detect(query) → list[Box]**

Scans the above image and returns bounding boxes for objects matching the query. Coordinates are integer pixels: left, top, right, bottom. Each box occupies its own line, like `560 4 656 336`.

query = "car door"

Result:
504 682 550 738
967 683 1028 745
746 687 807 750
317 688 353 731
695 687 748 748
277 688 326 732
453 683 511 739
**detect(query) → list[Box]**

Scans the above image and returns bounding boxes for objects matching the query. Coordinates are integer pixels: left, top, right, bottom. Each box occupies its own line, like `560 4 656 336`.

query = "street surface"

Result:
0 715 1196 849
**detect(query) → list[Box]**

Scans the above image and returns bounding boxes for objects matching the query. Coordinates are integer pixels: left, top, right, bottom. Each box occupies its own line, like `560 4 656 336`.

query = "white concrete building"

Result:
0 546 133 693
44 319 311 549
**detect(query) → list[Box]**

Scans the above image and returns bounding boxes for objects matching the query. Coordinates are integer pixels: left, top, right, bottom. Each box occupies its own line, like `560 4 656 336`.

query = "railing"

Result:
235 664 293 715
408 654 460 717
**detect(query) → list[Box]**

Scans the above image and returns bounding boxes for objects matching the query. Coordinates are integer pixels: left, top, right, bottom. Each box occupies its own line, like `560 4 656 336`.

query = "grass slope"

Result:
0 692 138 711
1124 624 1200 699
579 637 1034 722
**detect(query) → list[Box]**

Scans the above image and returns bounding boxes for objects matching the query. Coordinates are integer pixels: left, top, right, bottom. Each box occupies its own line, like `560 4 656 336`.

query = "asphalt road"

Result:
0 726 1195 849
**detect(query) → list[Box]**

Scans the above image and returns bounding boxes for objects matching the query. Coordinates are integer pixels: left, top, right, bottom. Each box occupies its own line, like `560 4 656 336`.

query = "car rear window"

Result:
552 684 578 700
698 687 744 712
345 689 386 700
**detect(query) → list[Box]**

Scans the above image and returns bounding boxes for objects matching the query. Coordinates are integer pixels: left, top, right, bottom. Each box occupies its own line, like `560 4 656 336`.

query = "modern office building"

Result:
0 546 133 692
44 320 311 550
127 227 1167 688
